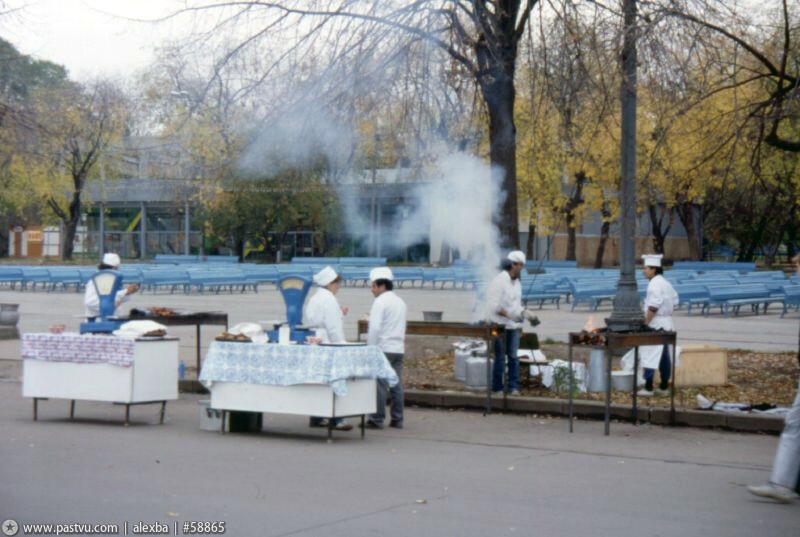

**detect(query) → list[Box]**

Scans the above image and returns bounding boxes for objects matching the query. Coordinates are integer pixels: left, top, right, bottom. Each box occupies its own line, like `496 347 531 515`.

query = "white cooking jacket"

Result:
639 274 679 369
484 270 524 329
83 280 130 318
303 287 346 343
367 290 407 354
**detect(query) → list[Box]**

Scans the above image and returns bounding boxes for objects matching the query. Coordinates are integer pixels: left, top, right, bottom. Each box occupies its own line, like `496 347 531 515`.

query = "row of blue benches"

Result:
0 265 479 294
521 274 800 317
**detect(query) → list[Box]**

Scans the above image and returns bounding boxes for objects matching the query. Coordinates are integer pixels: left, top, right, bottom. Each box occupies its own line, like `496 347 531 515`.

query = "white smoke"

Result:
339 150 505 291
238 99 354 177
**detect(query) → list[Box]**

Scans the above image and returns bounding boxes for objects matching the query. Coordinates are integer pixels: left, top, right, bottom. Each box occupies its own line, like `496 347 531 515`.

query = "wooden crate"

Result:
674 345 727 386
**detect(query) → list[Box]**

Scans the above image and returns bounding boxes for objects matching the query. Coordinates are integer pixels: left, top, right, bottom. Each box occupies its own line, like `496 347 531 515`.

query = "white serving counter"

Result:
22 333 179 425
200 341 398 439
210 379 377 436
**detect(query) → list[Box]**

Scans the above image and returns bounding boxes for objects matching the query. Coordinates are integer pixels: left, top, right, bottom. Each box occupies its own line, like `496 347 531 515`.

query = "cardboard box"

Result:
674 345 727 386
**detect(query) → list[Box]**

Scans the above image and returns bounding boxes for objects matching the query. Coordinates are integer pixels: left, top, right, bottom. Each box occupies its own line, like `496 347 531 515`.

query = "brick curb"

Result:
405 389 785 434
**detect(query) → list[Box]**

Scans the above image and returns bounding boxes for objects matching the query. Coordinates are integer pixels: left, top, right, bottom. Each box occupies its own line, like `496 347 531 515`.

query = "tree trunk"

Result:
594 202 611 268
676 202 703 260
566 214 577 261
476 38 519 249
525 223 536 259
562 172 587 262
235 237 245 262
647 204 673 255
61 187 83 260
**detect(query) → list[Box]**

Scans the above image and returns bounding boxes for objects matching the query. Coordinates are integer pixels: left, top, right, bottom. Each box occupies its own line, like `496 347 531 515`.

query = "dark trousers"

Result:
644 345 672 390
371 353 404 425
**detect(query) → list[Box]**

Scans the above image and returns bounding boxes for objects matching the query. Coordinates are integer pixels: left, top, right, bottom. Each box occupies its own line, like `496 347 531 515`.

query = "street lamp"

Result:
606 0 645 332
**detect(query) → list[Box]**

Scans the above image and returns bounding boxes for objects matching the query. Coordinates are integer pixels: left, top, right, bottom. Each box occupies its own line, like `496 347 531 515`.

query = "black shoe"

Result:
389 421 403 429
361 421 384 430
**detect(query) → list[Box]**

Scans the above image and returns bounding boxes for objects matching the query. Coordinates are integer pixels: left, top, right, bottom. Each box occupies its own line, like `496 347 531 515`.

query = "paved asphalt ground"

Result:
0 286 798 536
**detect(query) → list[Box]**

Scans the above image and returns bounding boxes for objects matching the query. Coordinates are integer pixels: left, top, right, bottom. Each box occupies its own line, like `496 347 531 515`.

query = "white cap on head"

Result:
642 254 663 268
369 267 394 283
313 266 338 287
507 250 526 264
102 253 121 267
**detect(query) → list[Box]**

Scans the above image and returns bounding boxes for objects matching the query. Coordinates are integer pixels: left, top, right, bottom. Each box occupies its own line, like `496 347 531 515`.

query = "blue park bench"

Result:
187 270 254 294
780 286 800 317
672 284 710 315
392 267 425 288
0 267 24 289
522 283 562 309
673 261 756 273
141 270 190 294
703 284 783 317
568 282 618 311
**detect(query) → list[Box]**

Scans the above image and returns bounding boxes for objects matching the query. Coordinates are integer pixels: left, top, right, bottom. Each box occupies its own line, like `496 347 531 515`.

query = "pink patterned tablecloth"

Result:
21 333 135 367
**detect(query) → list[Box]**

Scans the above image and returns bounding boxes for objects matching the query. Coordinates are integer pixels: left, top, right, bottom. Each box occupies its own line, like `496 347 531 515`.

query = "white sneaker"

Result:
637 389 654 397
654 388 670 396
747 483 799 503
510 390 520 396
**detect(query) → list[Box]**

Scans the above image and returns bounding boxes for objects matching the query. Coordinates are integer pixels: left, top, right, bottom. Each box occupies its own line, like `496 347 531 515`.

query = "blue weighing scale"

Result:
79 270 125 334
267 275 314 343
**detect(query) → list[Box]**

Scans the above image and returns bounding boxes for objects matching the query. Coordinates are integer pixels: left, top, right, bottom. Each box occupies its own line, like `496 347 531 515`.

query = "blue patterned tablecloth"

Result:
199 342 399 396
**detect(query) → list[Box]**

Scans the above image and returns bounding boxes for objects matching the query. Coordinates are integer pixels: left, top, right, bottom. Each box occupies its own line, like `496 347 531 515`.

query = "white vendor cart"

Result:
22 333 179 426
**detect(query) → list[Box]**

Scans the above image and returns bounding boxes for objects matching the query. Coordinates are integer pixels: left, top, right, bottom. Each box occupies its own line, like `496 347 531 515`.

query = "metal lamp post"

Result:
606 0 644 332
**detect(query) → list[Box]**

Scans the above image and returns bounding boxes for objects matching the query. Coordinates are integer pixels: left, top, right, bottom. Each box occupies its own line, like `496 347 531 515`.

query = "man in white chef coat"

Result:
638 254 678 396
485 250 536 395
303 266 348 344
303 265 352 431
365 267 407 429
84 253 139 319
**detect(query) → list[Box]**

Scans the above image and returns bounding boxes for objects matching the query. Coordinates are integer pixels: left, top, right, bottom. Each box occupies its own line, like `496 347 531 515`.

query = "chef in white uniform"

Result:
638 254 679 396
303 266 352 431
84 253 139 319
303 266 347 344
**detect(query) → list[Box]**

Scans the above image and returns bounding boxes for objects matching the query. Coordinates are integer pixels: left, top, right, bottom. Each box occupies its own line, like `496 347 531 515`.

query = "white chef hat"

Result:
313 266 339 287
507 250 526 264
102 253 121 267
369 267 394 283
642 254 663 267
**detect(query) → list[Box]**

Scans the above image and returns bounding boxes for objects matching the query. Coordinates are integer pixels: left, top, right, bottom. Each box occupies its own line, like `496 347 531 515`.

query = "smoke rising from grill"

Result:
337 150 506 295
238 102 508 315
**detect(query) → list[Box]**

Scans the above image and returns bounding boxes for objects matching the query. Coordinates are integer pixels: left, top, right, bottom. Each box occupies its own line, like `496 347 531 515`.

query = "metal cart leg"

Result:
220 410 227 434
568 342 574 433
196 324 202 374
670 343 677 425
124 404 131 427
327 420 333 443
484 336 492 416
361 415 365 439
604 349 611 436
632 347 639 424
70 400 75 420
159 401 167 424
33 398 39 421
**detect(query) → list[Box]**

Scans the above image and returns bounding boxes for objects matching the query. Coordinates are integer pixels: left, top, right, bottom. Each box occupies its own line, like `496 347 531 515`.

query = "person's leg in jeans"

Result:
506 329 521 392
387 353 404 426
643 368 655 391
492 335 505 392
371 377 388 426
